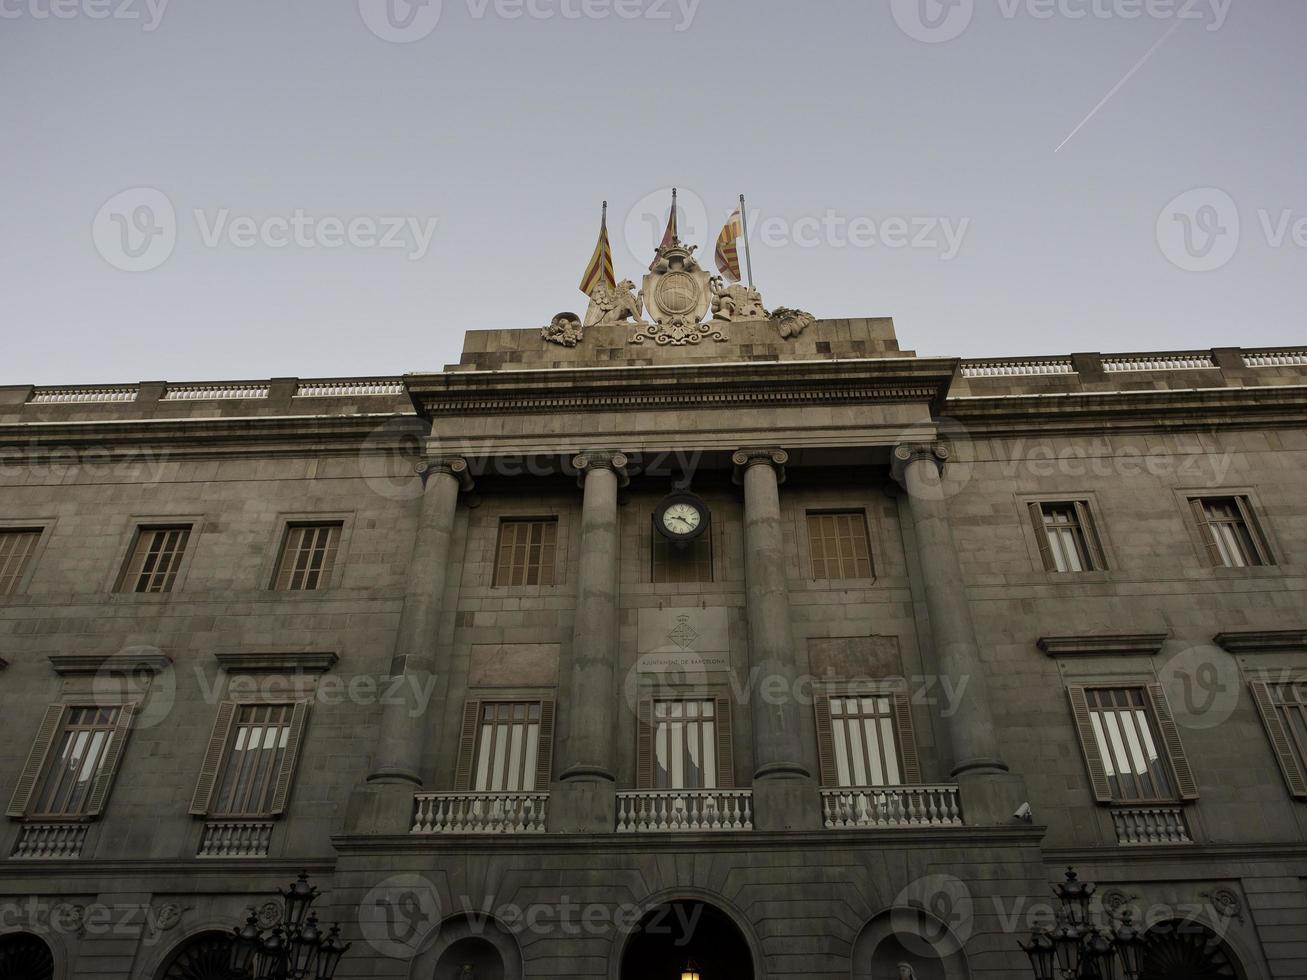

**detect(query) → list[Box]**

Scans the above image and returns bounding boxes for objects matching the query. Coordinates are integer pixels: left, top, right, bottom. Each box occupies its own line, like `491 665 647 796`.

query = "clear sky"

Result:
2 0 1303 385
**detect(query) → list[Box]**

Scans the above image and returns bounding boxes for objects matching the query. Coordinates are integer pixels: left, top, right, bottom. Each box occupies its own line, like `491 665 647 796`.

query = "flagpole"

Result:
739 193 754 288
671 187 678 242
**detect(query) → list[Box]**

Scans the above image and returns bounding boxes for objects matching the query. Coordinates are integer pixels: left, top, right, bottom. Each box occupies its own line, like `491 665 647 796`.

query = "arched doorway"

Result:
156 932 240 980
1141 919 1243 980
851 908 971 980
0 932 55 980
620 901 754 980
434 936 505 980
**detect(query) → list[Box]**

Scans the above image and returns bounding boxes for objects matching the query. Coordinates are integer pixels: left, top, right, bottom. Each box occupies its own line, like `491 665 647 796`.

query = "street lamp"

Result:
227 873 351 980
1019 868 1147 980
680 960 701 980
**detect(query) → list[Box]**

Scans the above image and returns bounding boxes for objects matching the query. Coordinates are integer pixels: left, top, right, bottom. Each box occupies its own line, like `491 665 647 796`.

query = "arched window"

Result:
1141 919 1241 980
157 932 239 980
0 932 55 980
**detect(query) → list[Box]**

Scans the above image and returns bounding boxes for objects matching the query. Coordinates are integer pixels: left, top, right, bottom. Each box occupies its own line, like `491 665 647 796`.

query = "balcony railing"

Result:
820 785 962 829
616 790 753 832
412 792 549 834
12 823 88 859
197 820 274 857
1112 806 1193 845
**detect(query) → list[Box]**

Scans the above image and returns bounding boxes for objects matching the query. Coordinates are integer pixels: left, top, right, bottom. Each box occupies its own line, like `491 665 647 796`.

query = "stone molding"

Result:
571 450 629 488
1213 629 1307 653
891 441 949 483
48 651 174 676
1037 634 1171 658
416 455 474 492
213 651 340 674
732 447 788 484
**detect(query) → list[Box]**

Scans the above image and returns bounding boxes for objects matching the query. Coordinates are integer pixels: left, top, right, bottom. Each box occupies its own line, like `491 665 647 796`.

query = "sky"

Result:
2 0 1303 385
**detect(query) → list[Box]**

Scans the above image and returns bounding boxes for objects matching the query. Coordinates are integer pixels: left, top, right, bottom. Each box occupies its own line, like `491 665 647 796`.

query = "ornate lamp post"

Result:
227 873 351 980
1019 868 1146 980
680 961 701 980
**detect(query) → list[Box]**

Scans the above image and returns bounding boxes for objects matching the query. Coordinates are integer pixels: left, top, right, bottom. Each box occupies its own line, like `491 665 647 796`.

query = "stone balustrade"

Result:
411 792 549 834
163 383 270 400
197 820 274 857
1102 353 1218 372
820 785 963 829
960 359 1075 378
615 790 754 833
1111 806 1193 845
12 823 88 859
28 386 138 404
294 380 404 397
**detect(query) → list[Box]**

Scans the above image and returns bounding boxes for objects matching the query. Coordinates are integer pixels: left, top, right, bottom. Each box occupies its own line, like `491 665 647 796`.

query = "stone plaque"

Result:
807 635 902 679
636 607 729 674
468 644 560 688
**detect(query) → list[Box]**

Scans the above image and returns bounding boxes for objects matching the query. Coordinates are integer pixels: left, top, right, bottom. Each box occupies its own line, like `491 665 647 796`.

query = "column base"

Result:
550 776 616 833
955 769 1030 827
345 780 418 835
751 773 822 832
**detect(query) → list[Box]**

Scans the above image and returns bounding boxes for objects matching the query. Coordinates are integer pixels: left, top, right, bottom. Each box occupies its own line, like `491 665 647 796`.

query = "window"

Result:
117 525 191 593
1249 680 1307 800
6 704 135 819
190 701 309 817
1068 685 1198 804
807 511 873 579
454 699 555 791
637 697 735 789
815 690 921 787
0 528 42 595
651 532 713 584
1191 496 1272 567
1029 501 1105 572
493 519 557 587
272 523 342 591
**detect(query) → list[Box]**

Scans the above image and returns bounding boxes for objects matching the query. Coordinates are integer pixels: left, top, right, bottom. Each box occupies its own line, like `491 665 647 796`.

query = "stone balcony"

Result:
11 822 88 859
615 790 754 833
1111 806 1193 845
820 785 963 830
412 792 549 834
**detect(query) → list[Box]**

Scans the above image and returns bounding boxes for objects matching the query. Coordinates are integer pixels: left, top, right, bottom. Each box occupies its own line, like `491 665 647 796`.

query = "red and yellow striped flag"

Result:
579 203 616 296
715 206 745 282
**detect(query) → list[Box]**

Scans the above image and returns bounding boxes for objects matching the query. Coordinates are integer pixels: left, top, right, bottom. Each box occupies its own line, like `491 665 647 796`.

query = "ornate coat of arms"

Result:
631 242 724 346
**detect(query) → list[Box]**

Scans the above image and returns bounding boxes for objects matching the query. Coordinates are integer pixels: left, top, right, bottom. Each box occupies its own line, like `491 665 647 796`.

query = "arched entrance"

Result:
434 936 505 980
620 901 754 980
1141 919 1243 980
0 932 55 980
155 931 239 980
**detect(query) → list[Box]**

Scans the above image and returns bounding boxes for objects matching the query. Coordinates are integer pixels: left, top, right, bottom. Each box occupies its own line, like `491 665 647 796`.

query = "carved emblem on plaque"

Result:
631 241 724 347
666 615 701 650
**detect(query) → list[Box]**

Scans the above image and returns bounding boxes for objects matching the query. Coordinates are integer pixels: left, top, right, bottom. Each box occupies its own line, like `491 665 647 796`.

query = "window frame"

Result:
1249 676 1307 800
650 523 715 585
0 520 52 597
1185 493 1276 568
189 698 311 818
453 696 556 793
636 693 736 790
804 508 876 582
814 683 921 788
268 518 348 592
108 516 203 596
491 517 560 588
1023 497 1109 574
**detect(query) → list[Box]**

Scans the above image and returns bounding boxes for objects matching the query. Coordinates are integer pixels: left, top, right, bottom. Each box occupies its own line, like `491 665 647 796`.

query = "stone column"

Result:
893 443 1023 824
348 455 470 833
551 450 627 832
733 448 819 831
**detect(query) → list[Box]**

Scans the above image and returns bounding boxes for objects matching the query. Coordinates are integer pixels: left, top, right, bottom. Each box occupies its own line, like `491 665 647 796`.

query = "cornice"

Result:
1038 634 1170 658
1213 628 1307 653
214 651 339 674
48 650 173 676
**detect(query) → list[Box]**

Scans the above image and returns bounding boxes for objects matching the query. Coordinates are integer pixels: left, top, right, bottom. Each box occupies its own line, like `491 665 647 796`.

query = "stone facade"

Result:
0 323 1305 979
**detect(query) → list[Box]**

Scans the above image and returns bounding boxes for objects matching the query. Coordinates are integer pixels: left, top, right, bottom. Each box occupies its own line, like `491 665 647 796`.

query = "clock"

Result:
654 492 709 542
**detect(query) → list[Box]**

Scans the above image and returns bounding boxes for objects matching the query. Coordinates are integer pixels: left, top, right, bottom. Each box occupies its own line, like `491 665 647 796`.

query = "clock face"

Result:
662 502 702 535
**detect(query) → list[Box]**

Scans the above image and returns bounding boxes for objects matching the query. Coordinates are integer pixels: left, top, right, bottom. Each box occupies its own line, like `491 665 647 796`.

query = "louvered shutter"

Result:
1074 501 1107 571
1249 682 1307 799
1190 498 1225 567
1067 686 1113 803
7 704 66 817
1235 496 1274 565
636 699 655 789
1029 502 1055 571
713 695 735 789
190 701 237 815
534 699 556 789
453 700 482 791
892 690 923 785
269 700 311 815
813 694 838 787
1147 684 1199 800
85 702 137 816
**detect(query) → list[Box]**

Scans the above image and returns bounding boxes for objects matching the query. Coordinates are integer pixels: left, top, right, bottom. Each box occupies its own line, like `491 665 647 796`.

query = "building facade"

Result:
1 314 1305 979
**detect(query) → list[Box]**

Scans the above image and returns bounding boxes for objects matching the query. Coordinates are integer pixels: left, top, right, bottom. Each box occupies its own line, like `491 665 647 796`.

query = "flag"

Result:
715 206 745 282
649 189 678 270
579 203 616 296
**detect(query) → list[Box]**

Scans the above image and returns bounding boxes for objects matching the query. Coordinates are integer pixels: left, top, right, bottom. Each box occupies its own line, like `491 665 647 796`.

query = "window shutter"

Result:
1235 495 1274 565
1147 683 1199 800
1249 682 1307 799
1028 502 1055 571
713 695 736 789
1190 498 1224 567
636 699 655 789
7 704 66 817
85 702 137 816
1074 501 1106 571
534 699 556 789
813 694 838 787
269 700 311 815
891 690 923 785
453 699 482 791
1067 686 1113 803
190 701 237 815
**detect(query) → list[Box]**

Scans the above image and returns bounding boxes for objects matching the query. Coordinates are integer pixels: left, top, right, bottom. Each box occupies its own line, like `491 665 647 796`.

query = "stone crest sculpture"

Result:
770 306 816 339
710 276 768 321
541 312 584 348
583 278 642 328
631 241 724 346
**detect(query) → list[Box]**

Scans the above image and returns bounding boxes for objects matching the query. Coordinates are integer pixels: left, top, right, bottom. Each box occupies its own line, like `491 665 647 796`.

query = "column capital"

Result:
732 447 789 484
571 450 629 487
891 441 949 483
416 455 474 492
